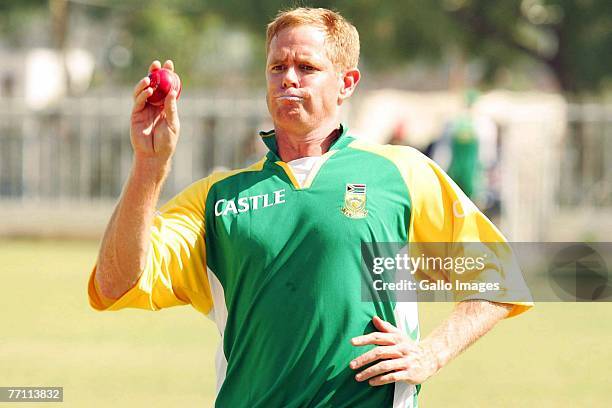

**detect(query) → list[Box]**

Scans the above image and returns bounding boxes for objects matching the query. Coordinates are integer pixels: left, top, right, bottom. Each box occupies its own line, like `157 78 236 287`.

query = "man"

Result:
433 90 499 202
88 7 531 407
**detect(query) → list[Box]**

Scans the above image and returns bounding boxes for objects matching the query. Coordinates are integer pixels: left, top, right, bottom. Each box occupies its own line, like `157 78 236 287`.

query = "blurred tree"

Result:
1 0 610 94
204 0 612 95
75 0 259 88
445 0 612 95
0 0 48 47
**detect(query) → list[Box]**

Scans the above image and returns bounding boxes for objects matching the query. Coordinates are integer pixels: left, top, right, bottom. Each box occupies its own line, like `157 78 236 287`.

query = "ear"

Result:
338 68 361 104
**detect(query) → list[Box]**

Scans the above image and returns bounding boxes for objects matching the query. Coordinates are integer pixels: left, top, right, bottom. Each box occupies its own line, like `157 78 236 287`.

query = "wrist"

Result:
132 154 172 184
419 339 446 373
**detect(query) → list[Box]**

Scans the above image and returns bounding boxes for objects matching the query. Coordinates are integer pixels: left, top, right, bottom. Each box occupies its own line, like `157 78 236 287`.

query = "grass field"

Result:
1 239 611 407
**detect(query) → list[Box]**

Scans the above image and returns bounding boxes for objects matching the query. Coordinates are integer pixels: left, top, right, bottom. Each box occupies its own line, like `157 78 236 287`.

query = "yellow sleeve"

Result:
88 178 213 316
401 147 532 317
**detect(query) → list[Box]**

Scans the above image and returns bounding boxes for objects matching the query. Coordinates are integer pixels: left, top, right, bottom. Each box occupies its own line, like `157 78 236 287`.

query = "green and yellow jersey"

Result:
88 125 530 407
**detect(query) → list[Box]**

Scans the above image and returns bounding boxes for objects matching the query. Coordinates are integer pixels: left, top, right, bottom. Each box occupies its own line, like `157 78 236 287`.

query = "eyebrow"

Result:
267 53 323 66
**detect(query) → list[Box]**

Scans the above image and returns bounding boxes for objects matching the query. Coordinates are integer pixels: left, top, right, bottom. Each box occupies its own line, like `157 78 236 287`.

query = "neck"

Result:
275 121 341 162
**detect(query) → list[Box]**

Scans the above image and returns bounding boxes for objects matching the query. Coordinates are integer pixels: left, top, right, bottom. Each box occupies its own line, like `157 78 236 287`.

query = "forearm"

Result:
94 156 170 299
420 300 512 373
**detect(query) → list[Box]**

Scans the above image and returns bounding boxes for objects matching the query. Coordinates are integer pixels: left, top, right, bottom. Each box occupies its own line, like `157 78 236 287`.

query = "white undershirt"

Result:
286 156 325 188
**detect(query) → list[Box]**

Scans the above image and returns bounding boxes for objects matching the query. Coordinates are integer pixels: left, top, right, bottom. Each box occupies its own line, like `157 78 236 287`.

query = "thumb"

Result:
163 90 179 129
373 316 400 333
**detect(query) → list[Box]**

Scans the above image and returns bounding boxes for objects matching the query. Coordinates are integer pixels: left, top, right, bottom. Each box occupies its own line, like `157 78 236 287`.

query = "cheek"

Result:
265 79 279 107
309 77 339 101
266 73 280 90
322 78 342 105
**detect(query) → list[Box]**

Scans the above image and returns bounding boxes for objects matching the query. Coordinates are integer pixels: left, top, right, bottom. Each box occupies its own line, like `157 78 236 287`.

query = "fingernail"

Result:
355 374 361 381
349 361 356 368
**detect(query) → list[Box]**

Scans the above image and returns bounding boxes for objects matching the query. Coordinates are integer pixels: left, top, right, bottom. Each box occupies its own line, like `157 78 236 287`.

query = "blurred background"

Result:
0 1 611 407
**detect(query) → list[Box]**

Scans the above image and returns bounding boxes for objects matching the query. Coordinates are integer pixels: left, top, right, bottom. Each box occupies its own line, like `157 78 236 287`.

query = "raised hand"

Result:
130 59 180 164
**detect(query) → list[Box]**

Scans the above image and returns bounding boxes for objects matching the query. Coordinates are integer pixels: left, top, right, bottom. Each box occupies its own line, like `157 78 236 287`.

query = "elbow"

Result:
94 261 136 301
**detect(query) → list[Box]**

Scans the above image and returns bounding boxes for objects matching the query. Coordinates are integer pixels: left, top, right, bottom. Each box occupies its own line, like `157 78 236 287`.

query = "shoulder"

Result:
161 157 268 211
348 139 433 173
205 157 268 190
348 139 457 203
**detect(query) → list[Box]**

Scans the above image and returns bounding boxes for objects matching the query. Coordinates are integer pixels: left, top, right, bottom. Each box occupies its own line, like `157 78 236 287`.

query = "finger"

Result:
351 332 398 346
133 76 151 100
163 59 174 71
163 90 179 131
369 371 411 386
373 316 401 334
350 345 403 370
133 87 153 112
149 60 161 73
355 358 407 382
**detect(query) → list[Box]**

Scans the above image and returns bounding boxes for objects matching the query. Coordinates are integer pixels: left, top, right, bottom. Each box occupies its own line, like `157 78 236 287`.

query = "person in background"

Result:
432 90 499 205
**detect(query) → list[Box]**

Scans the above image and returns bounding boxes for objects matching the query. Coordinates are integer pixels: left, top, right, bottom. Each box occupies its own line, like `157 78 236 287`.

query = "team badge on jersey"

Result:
341 184 368 218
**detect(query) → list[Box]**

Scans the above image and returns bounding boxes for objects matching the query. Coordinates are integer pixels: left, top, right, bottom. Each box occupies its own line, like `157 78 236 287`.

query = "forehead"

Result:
267 25 329 61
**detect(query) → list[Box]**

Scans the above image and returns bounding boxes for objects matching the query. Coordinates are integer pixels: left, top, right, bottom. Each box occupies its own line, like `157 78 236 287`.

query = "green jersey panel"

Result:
205 130 412 407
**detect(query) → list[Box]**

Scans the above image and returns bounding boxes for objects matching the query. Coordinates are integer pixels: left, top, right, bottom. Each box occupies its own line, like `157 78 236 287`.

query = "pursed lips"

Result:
276 94 305 102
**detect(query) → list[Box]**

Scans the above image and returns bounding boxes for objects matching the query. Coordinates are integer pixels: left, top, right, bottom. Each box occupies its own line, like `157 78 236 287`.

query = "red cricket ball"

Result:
146 68 182 106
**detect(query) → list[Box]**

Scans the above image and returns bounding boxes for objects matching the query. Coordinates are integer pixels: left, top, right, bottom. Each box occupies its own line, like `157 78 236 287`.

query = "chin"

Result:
274 109 306 124
275 116 310 131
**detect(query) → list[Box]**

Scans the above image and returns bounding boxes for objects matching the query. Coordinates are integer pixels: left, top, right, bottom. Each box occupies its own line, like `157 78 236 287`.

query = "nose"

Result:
282 66 299 89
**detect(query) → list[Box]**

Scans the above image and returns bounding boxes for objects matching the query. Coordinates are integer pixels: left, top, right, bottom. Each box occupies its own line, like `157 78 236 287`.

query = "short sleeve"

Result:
401 148 533 318
88 178 214 316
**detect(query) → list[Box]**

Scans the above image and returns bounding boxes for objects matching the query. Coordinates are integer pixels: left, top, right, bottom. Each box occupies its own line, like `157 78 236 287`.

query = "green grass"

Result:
1 239 610 407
